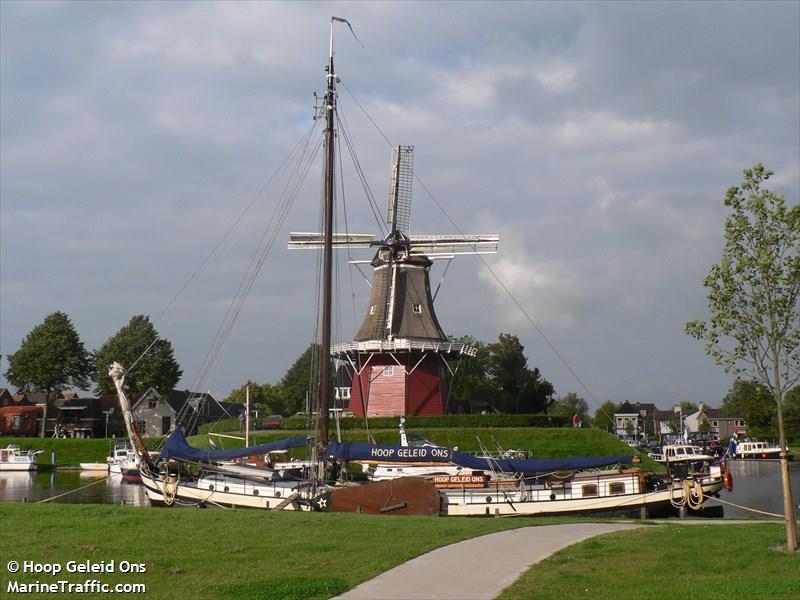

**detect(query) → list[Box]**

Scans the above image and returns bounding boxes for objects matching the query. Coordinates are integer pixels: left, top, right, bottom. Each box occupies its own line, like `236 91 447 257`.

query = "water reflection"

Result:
706 459 800 519
1 461 798 517
0 470 148 506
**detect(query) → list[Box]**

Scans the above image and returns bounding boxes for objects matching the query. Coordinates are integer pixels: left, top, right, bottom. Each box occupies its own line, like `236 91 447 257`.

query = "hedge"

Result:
279 413 568 431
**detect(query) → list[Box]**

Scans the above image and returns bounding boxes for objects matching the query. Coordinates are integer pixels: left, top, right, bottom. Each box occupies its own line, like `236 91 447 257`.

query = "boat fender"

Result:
724 467 733 492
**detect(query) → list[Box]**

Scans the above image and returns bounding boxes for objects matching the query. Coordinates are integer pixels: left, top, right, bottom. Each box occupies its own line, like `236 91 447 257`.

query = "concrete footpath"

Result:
334 522 644 600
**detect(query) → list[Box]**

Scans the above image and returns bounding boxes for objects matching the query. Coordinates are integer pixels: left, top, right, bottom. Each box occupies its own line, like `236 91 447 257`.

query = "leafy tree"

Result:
5 312 91 437
783 386 800 444
551 392 591 426
486 334 555 413
278 344 320 415
685 163 799 551
721 380 775 438
447 336 498 412
593 400 617 432
224 380 284 416
93 315 182 400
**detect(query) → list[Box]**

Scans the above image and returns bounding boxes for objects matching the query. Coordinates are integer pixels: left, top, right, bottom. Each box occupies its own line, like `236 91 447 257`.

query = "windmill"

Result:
289 146 498 416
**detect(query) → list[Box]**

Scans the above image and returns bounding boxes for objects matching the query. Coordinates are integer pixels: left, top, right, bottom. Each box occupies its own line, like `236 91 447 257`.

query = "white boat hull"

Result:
139 469 310 510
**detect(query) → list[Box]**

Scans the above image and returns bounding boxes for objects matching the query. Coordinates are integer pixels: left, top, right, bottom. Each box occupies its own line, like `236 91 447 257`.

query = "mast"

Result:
319 19 337 449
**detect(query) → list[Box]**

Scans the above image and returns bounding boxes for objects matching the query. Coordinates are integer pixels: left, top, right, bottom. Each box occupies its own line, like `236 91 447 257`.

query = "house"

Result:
613 402 657 441
0 391 41 436
684 404 746 439
131 388 244 437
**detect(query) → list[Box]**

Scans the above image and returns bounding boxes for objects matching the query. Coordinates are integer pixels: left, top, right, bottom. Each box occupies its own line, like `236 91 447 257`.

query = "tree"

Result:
224 380 284 416
93 315 182 400
782 386 800 444
685 163 800 551
278 344 320 415
5 312 91 437
721 380 775 438
593 400 617 432
551 392 591 426
486 334 555 413
447 336 498 413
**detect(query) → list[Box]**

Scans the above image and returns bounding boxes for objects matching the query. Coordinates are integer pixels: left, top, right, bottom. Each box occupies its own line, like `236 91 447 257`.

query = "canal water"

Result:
1 460 798 517
0 470 148 506
706 459 800 518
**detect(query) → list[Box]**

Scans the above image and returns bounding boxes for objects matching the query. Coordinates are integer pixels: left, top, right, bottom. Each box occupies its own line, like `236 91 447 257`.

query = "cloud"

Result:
1 2 797 409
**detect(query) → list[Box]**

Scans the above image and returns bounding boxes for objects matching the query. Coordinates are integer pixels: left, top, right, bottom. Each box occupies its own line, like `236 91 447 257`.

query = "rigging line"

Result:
335 111 360 327
418 176 600 407
189 139 321 403
341 80 606 416
336 103 387 236
188 133 325 406
126 119 321 376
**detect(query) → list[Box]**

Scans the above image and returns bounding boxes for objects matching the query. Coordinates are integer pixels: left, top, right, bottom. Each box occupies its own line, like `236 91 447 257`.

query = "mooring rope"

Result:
37 476 109 504
709 496 784 519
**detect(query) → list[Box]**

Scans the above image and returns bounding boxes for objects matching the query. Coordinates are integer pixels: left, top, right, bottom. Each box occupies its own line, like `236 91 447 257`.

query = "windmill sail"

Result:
387 145 414 234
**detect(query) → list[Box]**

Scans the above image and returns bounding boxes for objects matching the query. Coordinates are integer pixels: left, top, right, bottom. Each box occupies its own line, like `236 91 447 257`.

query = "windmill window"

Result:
412 304 422 314
383 365 394 377
369 305 376 315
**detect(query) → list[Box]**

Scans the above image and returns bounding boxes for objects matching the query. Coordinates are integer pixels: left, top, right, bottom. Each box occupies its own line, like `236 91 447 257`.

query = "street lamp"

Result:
103 407 115 438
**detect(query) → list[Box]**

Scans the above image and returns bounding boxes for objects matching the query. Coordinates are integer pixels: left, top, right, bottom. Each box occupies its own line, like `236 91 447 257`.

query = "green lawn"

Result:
1 503 556 599
3 504 798 599
497 523 800 600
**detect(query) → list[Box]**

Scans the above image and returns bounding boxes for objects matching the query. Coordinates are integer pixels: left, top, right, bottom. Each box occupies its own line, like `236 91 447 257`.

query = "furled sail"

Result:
327 441 632 473
160 428 307 462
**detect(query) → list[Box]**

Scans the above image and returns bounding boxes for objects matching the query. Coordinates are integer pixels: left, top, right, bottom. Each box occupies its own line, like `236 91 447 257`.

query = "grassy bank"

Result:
196 427 660 470
2 503 544 599
0 438 162 468
498 523 799 599
2 428 656 469
3 504 797 599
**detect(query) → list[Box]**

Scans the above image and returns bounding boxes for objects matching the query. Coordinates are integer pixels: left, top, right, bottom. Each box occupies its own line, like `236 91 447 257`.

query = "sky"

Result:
1 1 798 411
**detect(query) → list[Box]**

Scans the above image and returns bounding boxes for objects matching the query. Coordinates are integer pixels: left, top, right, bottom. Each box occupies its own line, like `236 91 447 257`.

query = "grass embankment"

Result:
2 503 541 599
196 427 661 470
0 438 162 468
497 523 800 600
3 428 657 469
3 504 797 600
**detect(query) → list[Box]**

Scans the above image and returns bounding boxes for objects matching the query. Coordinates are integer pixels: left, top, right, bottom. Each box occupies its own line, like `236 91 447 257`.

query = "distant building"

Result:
613 401 657 441
0 390 41 436
131 388 244 437
684 404 746 439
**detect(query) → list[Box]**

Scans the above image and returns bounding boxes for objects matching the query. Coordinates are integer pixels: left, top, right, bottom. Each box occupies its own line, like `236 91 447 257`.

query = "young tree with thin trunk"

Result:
685 164 799 551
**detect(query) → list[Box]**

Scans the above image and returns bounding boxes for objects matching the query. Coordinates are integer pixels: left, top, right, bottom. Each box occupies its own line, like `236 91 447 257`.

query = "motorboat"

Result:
0 445 41 471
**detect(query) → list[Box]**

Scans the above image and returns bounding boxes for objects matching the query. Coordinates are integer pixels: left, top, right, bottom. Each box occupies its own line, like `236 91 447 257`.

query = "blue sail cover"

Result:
327 441 632 473
160 428 307 462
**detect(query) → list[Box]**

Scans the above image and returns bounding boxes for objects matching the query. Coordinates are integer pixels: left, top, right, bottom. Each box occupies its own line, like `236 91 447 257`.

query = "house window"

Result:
616 417 623 425
412 304 422 314
134 420 146 435
712 420 718 427
11 415 22 430
383 365 394 377
582 484 598 497
148 400 157 409
161 416 171 435
341 388 351 400
369 305 376 315
609 482 625 495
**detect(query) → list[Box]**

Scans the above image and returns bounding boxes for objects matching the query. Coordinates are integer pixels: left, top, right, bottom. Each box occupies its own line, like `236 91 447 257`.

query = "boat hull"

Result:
325 477 442 516
139 469 308 510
